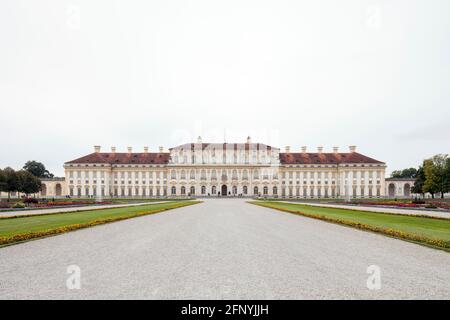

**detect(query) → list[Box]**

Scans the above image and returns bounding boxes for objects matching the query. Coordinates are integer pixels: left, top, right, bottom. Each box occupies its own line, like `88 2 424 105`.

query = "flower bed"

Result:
0 201 113 210
351 201 449 210
30 201 112 208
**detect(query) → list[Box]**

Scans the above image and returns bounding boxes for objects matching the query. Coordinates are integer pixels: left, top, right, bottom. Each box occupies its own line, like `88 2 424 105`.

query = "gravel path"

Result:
280 201 450 219
0 199 449 299
0 201 173 217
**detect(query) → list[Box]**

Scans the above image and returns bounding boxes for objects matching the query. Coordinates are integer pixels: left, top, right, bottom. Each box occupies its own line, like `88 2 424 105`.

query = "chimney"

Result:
301 146 307 153
127 146 132 153
159 146 163 153
197 136 202 143
333 146 339 154
94 145 101 153
111 146 116 153
349 145 357 153
246 136 252 144
144 146 148 153
317 146 323 154
285 146 290 153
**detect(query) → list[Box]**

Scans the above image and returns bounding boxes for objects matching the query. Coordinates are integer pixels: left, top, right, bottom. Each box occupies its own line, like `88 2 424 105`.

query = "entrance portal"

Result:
221 185 227 196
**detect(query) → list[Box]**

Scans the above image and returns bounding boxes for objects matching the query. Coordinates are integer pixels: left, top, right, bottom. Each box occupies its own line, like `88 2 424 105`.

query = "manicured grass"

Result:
0 201 199 246
250 201 450 250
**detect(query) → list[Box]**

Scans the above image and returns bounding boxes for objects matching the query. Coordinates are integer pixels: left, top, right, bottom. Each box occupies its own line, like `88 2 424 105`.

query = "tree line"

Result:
0 161 54 200
391 154 450 198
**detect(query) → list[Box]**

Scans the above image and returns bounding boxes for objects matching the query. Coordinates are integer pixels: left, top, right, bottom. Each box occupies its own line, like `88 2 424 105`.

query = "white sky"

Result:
1 0 449 176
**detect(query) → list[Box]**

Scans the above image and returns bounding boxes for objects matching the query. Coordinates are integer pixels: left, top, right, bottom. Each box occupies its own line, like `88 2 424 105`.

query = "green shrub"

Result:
12 203 25 208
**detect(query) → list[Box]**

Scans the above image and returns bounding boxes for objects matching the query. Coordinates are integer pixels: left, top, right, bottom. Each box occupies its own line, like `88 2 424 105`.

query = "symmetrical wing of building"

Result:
59 137 388 198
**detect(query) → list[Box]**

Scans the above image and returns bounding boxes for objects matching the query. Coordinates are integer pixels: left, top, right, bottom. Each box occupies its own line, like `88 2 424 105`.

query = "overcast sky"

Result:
1 0 449 176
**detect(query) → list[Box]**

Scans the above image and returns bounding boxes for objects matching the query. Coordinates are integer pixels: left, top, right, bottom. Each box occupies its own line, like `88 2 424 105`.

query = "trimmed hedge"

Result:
250 201 450 250
0 201 200 246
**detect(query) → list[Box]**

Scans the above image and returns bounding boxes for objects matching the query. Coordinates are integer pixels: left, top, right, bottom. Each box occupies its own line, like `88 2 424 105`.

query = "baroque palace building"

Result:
61 137 387 199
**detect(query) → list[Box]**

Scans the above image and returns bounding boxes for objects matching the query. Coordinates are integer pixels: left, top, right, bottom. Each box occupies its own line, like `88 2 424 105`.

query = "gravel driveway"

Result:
0 199 449 299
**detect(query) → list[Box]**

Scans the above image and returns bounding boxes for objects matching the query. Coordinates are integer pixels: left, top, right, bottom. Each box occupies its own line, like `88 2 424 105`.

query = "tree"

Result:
412 165 425 197
426 154 448 198
23 161 54 178
16 170 41 196
391 168 417 179
423 159 440 198
446 157 450 195
0 169 7 196
3 167 19 201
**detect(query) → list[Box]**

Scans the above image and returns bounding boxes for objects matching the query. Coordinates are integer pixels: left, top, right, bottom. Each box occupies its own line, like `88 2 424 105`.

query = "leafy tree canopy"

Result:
391 168 417 179
16 170 41 195
411 166 425 195
0 168 6 192
23 161 54 178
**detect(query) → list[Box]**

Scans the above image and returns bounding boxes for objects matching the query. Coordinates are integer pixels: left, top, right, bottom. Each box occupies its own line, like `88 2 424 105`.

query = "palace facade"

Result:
61 137 387 199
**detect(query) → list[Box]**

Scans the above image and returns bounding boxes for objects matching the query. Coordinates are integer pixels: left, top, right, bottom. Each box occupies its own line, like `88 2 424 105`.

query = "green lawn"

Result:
250 201 450 250
0 201 198 245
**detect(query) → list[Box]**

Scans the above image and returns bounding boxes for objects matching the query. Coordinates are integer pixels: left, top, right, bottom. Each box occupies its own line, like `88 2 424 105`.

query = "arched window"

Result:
180 170 186 180
263 186 268 195
171 170 176 179
212 186 217 194
243 186 248 195
55 183 62 196
232 186 237 194
41 184 47 196
190 170 195 180
201 186 206 194
190 186 195 195
242 170 248 180
273 186 278 195
211 170 217 179
404 183 411 197
253 170 259 180
201 170 206 180
263 170 268 180
171 186 176 195
232 169 238 179
221 170 227 180
181 186 186 195
254 186 259 195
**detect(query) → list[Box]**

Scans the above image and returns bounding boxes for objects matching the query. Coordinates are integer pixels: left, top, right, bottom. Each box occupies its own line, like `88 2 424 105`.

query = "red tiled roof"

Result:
279 152 384 165
66 151 383 165
170 143 275 151
65 153 170 165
